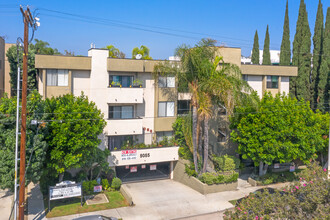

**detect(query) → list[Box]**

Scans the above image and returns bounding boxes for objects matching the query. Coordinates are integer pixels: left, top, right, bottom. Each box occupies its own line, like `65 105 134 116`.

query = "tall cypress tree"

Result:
251 30 260 64
280 0 291 66
318 7 330 112
262 25 271 65
311 0 324 110
291 0 311 101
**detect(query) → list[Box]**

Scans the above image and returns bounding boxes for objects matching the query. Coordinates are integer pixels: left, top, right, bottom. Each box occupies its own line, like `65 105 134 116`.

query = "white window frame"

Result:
46 69 69 86
158 101 175 117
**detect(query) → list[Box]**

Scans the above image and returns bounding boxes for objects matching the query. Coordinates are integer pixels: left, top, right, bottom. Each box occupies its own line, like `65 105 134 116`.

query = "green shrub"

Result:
179 146 193 160
185 163 197 177
257 171 299 185
212 155 240 172
199 173 217 185
102 179 110 190
224 172 239 183
199 171 239 185
82 180 98 195
224 163 329 219
111 177 122 190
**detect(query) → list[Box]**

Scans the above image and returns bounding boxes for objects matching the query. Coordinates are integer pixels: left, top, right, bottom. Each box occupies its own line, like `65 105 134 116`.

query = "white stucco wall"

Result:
88 49 109 149
280 76 289 95
246 75 263 98
72 70 91 97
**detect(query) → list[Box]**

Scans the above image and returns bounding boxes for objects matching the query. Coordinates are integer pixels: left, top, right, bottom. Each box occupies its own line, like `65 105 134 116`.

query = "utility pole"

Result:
18 6 33 220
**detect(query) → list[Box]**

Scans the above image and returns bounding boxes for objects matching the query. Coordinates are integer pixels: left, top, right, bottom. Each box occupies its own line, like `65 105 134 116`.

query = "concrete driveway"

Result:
119 179 234 220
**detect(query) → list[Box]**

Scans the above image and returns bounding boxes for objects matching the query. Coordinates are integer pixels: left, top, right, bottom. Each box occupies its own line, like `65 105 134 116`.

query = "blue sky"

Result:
0 0 329 59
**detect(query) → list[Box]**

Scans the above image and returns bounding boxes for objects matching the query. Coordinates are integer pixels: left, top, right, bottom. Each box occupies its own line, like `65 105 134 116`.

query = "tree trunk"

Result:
202 117 209 173
198 120 203 162
259 161 269 176
192 106 198 173
59 173 64 182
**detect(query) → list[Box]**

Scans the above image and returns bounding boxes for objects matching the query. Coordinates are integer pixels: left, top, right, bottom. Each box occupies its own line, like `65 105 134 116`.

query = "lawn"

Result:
45 191 129 218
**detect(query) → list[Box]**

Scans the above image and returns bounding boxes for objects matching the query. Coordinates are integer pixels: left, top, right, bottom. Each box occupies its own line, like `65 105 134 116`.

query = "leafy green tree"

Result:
318 7 330 112
280 0 291 66
105 45 125 58
262 25 271 65
44 93 106 181
82 148 111 181
0 91 47 190
311 0 324 110
251 30 260 64
6 39 60 96
231 92 329 176
291 0 312 101
132 45 152 59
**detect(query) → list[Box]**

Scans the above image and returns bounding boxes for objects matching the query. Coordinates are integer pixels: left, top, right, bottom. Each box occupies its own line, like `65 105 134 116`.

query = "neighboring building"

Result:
241 56 251 64
252 50 281 65
0 38 15 98
35 46 297 181
4 43 15 97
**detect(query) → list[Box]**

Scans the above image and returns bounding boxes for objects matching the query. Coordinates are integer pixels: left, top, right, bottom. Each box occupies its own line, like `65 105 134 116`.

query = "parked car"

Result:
72 215 118 220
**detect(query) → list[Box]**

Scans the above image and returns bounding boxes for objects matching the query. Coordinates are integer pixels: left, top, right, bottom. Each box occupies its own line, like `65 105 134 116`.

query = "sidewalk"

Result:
0 189 13 220
27 183 46 220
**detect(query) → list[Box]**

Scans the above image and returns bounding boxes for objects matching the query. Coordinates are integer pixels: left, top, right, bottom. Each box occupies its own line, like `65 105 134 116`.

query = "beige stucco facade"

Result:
35 47 298 160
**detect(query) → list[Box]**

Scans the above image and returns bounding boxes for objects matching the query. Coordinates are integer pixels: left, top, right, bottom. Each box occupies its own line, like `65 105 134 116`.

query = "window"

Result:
108 106 134 119
47 69 68 86
267 76 278 89
217 127 227 142
156 131 173 143
108 135 133 150
158 76 175 88
242 74 248 81
177 100 190 115
158 102 174 117
109 75 133 87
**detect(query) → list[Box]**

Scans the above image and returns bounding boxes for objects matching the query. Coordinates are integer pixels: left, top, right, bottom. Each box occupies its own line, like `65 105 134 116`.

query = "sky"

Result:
0 0 329 59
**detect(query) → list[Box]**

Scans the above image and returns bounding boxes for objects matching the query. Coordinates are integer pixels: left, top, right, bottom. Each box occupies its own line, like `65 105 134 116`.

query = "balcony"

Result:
108 87 143 104
106 118 143 135
108 146 179 166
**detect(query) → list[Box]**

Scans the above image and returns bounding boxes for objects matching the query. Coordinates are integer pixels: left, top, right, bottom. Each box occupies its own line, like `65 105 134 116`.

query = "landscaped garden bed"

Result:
45 177 128 218
248 169 302 186
224 163 329 219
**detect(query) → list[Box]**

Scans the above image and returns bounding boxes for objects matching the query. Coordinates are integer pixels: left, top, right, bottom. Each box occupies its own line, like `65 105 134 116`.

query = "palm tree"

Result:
155 39 255 174
106 45 125 58
132 45 152 59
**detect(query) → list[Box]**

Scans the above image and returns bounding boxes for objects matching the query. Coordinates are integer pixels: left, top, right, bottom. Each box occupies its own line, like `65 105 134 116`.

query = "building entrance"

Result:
116 162 170 182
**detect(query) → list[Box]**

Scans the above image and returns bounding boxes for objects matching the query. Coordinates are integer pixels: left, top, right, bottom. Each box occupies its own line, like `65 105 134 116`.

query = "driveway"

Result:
117 179 235 220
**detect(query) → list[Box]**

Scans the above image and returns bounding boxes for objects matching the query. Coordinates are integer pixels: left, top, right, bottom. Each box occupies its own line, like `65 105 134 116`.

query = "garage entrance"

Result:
116 162 170 182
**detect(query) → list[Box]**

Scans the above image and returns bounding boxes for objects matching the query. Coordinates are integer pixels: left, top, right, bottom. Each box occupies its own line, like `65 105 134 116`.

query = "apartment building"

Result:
35 47 297 181
0 38 16 98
